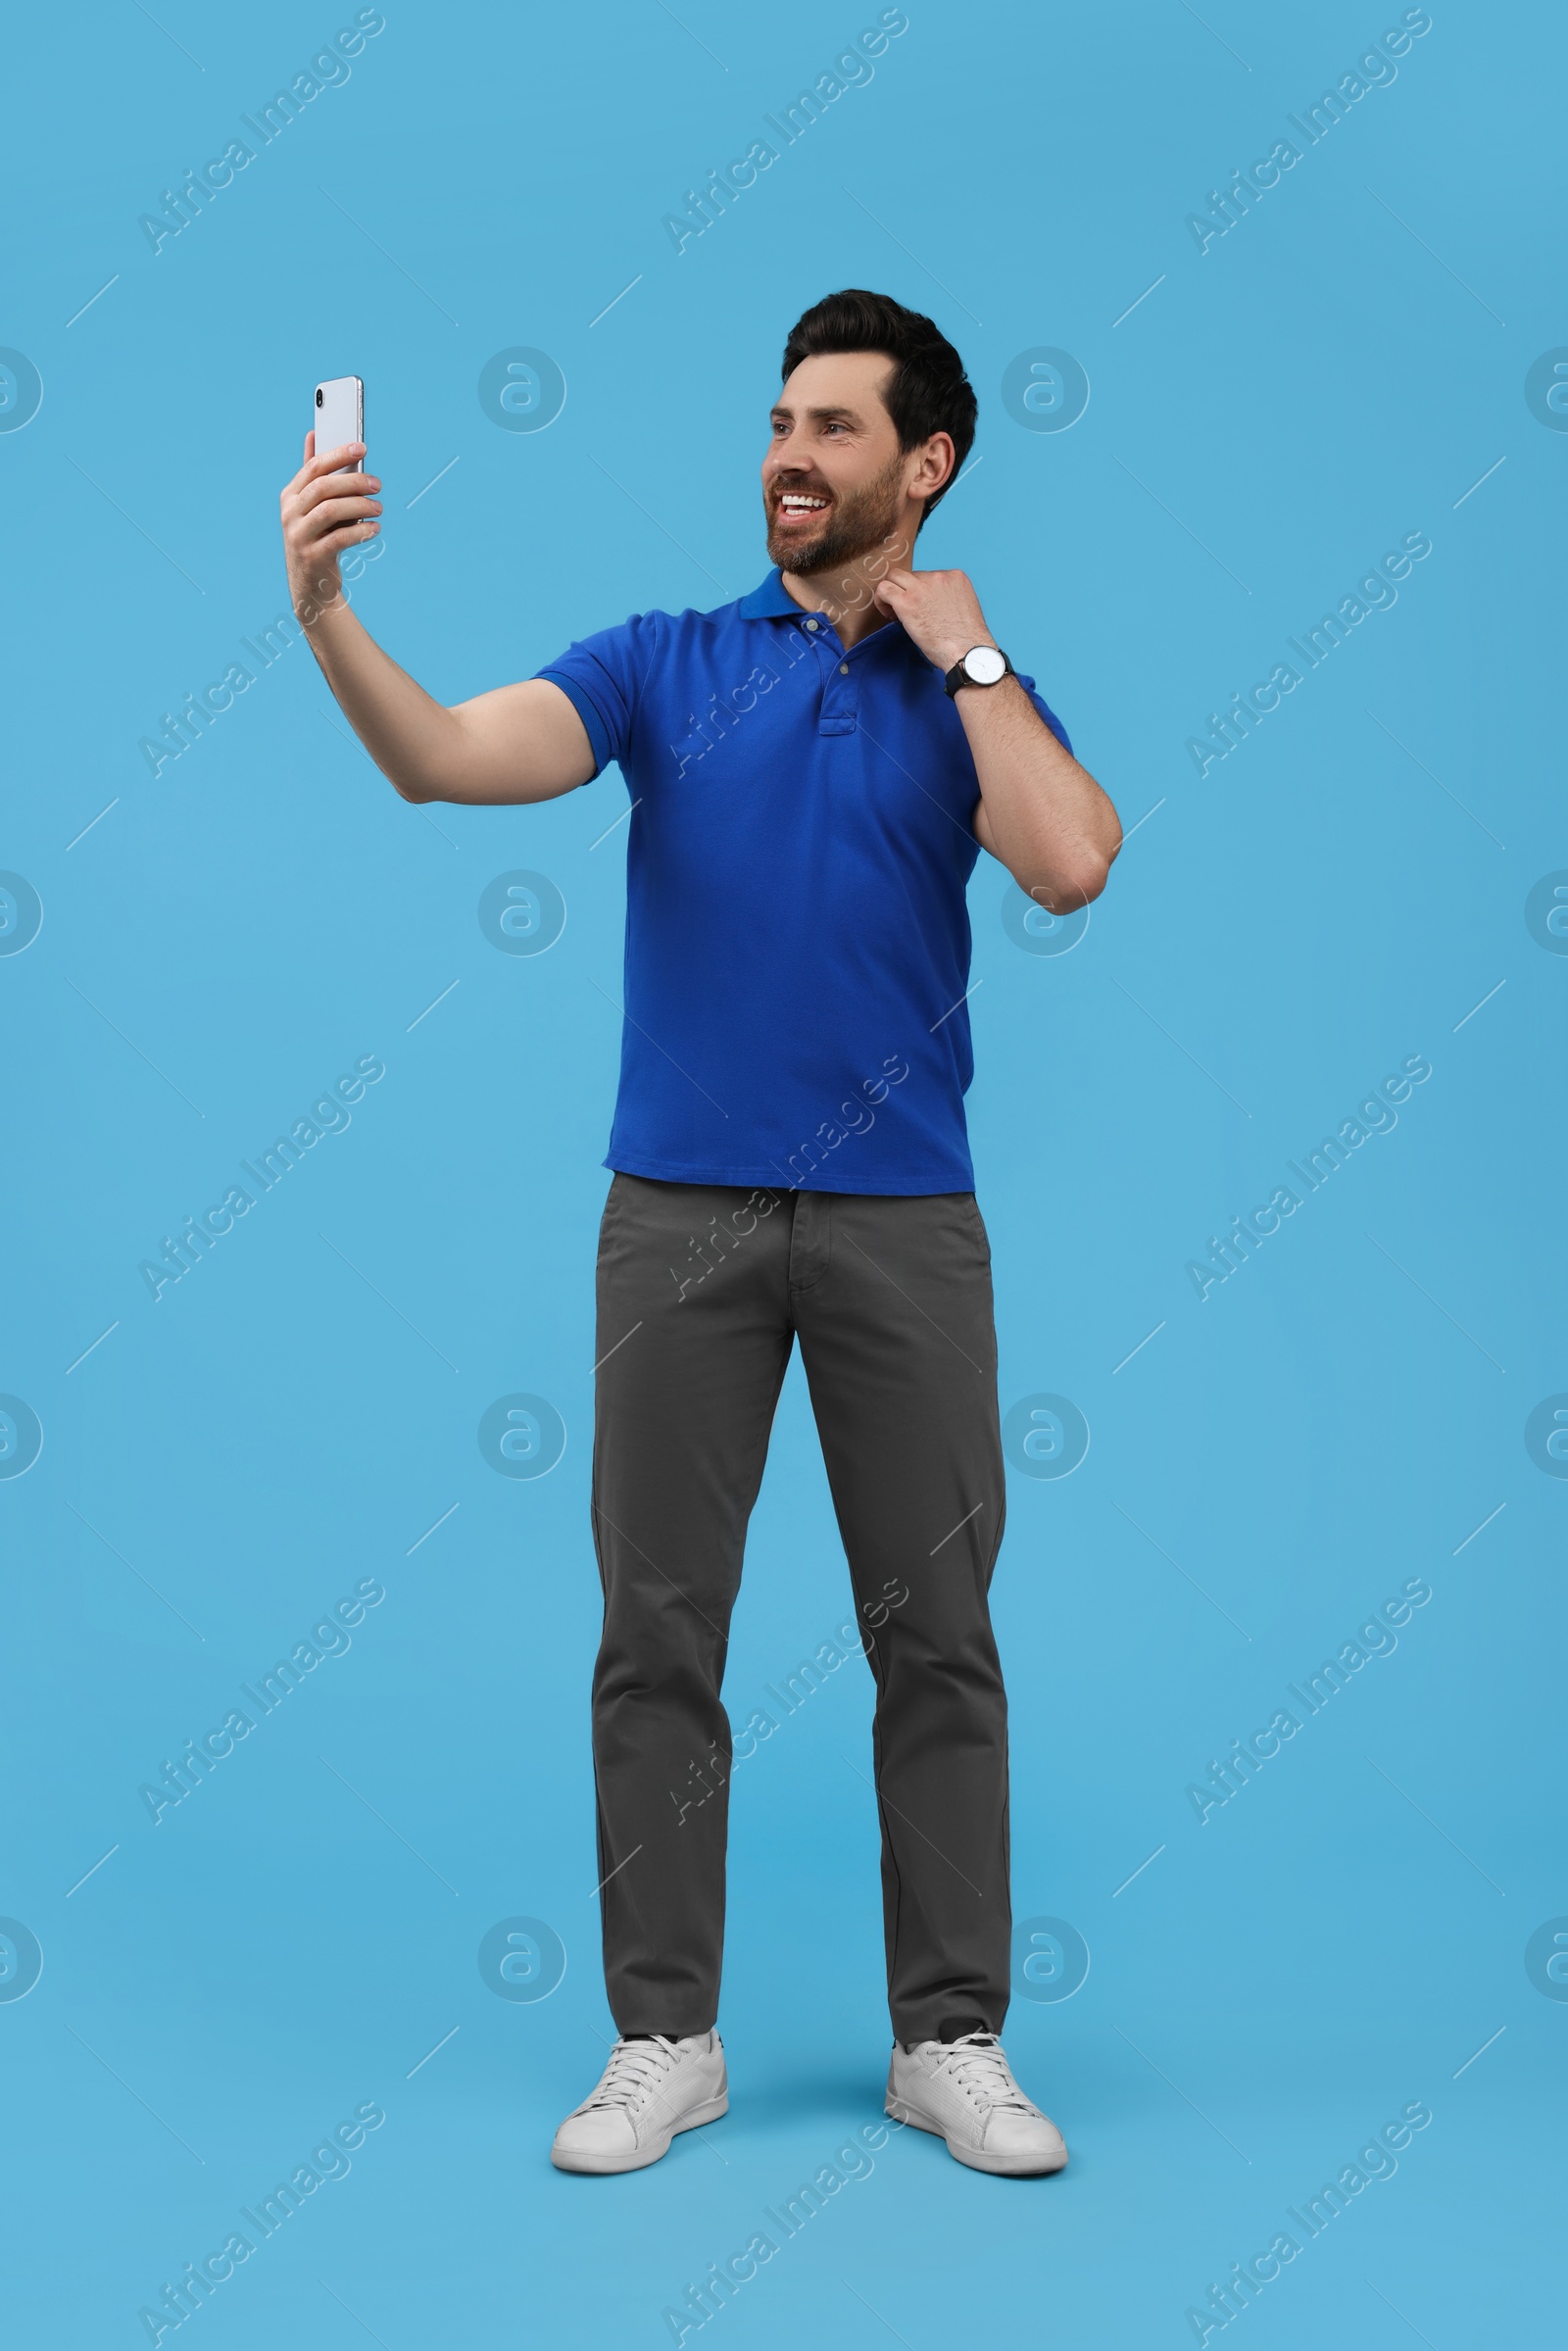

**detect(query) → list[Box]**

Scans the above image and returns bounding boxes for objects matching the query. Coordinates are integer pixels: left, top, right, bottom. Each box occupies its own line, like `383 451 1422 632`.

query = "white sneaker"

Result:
887 2032 1068 2176
551 2033 728 2174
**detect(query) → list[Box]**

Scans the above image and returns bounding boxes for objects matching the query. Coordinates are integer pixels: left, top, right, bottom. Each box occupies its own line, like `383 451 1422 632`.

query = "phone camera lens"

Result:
316 388 323 407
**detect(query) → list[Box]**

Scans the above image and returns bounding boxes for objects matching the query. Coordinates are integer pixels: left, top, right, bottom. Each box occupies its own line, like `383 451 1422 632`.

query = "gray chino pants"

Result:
589 1172 1011 2045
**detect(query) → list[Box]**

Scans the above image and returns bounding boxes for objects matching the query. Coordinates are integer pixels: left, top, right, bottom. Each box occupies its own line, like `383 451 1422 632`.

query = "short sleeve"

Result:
1014 670 1072 758
535 612 660 778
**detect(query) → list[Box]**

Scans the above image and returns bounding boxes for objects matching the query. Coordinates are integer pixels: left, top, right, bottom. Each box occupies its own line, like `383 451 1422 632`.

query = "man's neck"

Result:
778 506 923 650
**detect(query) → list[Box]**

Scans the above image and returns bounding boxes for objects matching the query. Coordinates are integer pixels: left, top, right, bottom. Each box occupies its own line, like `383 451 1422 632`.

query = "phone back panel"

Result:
315 376 363 469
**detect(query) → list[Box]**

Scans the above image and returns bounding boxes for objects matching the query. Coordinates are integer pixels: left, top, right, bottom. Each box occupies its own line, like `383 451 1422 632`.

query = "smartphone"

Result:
314 375 364 470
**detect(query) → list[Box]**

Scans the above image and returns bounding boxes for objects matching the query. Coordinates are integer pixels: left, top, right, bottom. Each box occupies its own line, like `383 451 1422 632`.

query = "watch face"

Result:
964 645 1007 685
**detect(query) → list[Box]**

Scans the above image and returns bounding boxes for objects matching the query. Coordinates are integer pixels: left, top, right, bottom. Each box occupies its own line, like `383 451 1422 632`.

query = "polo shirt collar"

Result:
737 567 805 619
736 565 921 665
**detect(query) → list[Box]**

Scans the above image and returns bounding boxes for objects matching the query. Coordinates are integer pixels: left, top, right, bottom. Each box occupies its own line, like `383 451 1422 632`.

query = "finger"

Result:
284 432 318 493
312 520 381 556
302 440 368 484
286 433 370 502
293 479 381 525
296 469 381 512
295 493 382 534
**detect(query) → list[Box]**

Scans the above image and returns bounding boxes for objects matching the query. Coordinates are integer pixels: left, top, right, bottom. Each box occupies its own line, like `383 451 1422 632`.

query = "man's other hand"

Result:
871 567 995 672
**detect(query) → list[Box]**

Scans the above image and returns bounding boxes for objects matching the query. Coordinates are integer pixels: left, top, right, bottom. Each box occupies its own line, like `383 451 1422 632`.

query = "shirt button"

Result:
840 662 849 674
805 618 818 631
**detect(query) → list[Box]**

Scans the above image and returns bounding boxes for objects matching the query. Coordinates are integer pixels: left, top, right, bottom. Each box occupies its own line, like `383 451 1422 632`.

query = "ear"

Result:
909 430 956 504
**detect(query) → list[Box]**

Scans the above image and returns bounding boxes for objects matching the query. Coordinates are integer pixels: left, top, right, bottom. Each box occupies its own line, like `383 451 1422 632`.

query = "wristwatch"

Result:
943 644 1014 696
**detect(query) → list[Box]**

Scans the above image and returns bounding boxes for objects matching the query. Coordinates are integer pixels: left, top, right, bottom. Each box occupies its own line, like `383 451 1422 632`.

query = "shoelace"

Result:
931 2032 1033 2114
583 2034 684 2113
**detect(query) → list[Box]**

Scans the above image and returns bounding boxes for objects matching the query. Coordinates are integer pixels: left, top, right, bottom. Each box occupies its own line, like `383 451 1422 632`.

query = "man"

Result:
280 289 1121 2179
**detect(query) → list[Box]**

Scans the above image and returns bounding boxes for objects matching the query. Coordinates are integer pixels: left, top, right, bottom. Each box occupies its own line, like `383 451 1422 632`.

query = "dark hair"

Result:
781 288 976 521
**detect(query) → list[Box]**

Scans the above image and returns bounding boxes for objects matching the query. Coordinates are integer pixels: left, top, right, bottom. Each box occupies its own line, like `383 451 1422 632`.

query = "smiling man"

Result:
280 288 1121 2180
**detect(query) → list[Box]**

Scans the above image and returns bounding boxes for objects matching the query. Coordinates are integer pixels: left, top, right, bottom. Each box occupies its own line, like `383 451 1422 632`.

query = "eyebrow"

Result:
769 402 865 427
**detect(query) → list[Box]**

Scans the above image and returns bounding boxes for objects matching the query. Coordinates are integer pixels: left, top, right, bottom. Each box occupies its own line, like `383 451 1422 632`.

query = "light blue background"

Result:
3 2 1562 2343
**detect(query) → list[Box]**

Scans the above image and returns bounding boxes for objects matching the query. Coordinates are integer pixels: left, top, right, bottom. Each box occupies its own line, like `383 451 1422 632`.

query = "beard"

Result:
764 446 908 577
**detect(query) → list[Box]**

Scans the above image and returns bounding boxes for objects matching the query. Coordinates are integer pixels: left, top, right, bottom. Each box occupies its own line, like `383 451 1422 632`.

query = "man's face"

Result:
762 351 916 576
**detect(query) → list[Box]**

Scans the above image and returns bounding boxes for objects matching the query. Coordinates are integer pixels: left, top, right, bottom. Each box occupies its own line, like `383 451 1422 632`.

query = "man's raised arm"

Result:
871 564 1121 914
279 434 596 807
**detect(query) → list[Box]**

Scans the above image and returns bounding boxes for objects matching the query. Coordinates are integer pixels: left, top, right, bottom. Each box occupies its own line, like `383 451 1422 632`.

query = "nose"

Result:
765 421 808 475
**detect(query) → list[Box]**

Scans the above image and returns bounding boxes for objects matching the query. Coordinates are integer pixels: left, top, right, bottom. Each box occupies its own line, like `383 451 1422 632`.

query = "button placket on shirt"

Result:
801 614 858 736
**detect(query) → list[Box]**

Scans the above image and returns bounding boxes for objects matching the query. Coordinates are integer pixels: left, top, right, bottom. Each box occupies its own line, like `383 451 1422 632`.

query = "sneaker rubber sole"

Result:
885 2091 1068 2177
551 2090 729 2175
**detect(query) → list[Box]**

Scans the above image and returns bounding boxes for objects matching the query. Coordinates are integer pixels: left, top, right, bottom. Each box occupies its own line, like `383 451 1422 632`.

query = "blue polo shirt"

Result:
538 568 1070 1196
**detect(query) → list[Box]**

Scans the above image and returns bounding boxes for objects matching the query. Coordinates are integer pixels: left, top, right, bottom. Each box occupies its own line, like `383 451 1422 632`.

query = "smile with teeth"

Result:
777 491 831 517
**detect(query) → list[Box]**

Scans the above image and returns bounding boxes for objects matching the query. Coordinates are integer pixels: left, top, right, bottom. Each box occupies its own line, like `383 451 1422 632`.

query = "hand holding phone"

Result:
279 375 381 623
